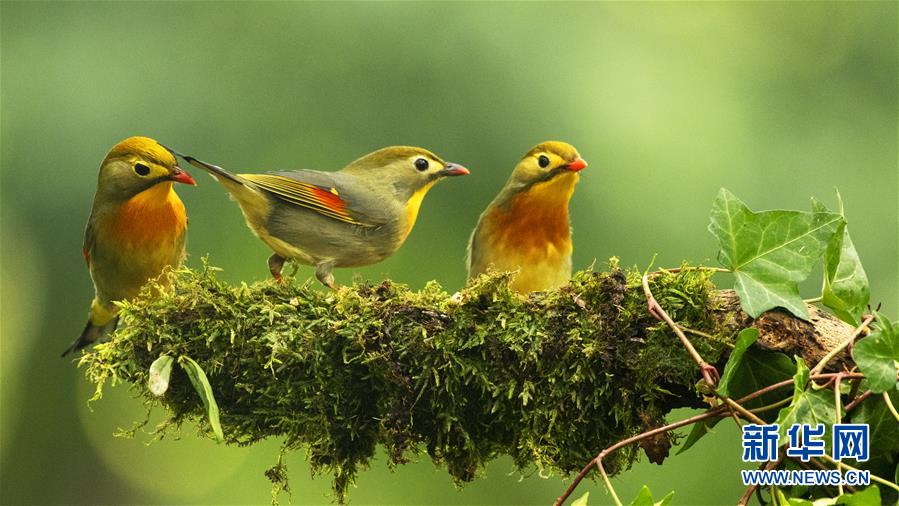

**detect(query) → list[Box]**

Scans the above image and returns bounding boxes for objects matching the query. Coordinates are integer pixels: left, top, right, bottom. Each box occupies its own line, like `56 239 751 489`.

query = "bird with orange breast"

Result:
63 136 196 356
467 141 587 293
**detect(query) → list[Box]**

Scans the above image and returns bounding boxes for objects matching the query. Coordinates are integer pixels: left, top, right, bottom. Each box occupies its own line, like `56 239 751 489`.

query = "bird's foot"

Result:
268 254 286 284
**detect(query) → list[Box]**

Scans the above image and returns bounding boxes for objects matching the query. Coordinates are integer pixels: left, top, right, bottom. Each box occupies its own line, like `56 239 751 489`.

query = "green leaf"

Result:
630 485 653 506
628 485 673 506
791 356 811 404
676 417 721 455
148 354 174 396
656 490 674 506
680 341 795 455
708 189 842 320
834 485 881 505
812 196 869 326
853 314 899 393
179 356 224 442
775 358 837 447
850 390 899 481
821 222 869 326
571 491 589 506
723 347 796 421
718 328 759 397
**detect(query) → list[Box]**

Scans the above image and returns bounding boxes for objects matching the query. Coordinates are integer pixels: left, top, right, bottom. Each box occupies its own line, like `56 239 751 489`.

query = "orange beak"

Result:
565 158 587 172
169 166 197 185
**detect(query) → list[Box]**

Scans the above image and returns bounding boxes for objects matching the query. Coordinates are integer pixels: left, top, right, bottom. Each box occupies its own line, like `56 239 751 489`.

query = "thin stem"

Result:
884 392 899 423
722 397 765 425
739 455 783 506
642 271 717 387
844 390 872 413
820 455 899 493
834 374 844 497
809 314 875 377
553 407 728 506
804 296 823 304
748 397 791 414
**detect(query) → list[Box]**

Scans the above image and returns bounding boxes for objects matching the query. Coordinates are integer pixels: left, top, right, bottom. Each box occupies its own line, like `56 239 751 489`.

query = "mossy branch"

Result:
80 261 854 502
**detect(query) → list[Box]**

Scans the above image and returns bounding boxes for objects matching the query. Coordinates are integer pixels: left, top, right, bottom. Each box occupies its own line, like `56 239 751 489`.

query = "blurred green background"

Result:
2 2 896 504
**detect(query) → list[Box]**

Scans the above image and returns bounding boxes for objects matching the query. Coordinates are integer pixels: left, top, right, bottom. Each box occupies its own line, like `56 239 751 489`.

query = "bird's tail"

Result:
182 155 245 185
62 299 119 357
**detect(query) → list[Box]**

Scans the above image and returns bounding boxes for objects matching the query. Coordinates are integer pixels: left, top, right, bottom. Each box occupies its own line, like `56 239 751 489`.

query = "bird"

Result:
467 141 587 293
178 146 469 289
64 136 196 356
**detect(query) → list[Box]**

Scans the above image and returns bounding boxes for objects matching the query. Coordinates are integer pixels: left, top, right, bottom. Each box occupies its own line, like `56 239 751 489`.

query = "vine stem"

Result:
809 314 875 378
844 390 872 413
553 367 880 504
738 453 783 506
820 455 899 493
834 374 844 497
884 392 899 423
552 406 729 506
641 267 729 388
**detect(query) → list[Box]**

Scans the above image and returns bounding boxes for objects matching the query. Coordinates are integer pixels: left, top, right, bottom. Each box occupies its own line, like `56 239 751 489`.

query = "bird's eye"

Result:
414 158 429 171
134 163 151 176
538 155 550 168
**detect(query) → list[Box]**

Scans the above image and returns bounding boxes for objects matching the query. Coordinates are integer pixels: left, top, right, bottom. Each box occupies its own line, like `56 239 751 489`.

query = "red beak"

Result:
565 158 588 172
169 166 197 186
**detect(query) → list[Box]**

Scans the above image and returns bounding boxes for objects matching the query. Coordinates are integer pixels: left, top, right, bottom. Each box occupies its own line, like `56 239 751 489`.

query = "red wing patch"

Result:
239 174 369 226
83 247 90 266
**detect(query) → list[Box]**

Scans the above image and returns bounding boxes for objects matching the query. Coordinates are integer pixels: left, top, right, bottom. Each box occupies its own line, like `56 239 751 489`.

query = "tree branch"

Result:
80 263 855 502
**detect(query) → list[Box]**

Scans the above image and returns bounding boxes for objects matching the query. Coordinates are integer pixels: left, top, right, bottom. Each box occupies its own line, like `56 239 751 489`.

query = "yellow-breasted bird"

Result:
179 146 469 288
467 141 587 293
63 136 196 356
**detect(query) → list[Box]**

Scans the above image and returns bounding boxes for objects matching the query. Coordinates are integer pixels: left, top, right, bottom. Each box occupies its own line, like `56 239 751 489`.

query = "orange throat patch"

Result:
489 173 577 255
111 182 188 246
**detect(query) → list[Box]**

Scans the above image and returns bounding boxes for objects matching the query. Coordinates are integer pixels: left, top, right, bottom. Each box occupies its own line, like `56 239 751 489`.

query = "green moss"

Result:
81 261 733 503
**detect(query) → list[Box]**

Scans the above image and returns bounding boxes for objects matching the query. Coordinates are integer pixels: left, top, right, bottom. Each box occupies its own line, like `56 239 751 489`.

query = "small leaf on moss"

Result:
180 356 224 442
148 354 174 396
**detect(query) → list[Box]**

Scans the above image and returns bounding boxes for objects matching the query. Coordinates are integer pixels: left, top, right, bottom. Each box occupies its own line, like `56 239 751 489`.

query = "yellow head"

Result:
506 141 587 190
96 136 196 202
342 146 469 203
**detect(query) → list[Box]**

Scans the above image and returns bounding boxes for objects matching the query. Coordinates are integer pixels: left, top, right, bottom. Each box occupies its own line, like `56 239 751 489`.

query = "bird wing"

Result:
239 170 388 227
83 222 94 266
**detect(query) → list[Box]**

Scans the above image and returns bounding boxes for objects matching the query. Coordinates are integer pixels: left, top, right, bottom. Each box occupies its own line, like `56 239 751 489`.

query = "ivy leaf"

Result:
628 485 673 506
779 487 881 506
812 197 869 326
709 189 842 320
719 328 795 414
850 390 899 482
179 356 224 442
727 348 796 416
717 328 759 397
775 357 837 447
680 335 795 455
853 314 899 393
148 354 174 396
834 485 882 505
676 417 721 455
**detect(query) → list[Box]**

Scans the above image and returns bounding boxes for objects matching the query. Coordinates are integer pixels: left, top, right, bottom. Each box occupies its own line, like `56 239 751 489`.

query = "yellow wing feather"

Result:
240 174 370 226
